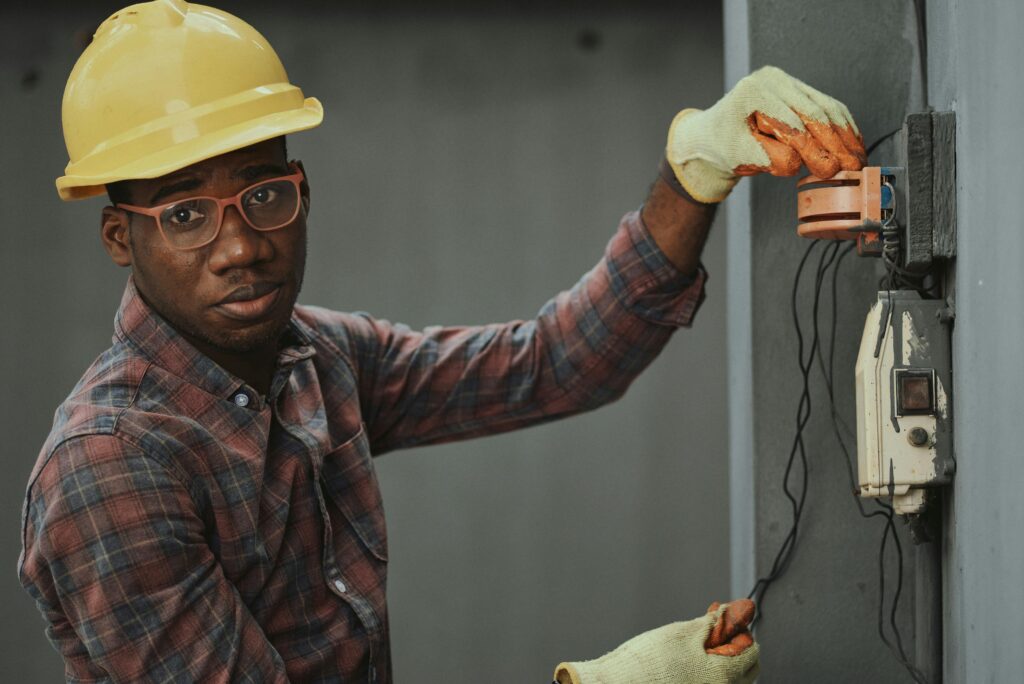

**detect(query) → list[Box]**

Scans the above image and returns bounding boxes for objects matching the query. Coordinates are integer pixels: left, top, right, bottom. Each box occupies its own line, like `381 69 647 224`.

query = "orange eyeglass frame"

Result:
117 166 306 251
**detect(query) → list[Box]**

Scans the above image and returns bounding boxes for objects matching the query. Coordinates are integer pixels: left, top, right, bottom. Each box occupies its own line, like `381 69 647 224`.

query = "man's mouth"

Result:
214 282 283 322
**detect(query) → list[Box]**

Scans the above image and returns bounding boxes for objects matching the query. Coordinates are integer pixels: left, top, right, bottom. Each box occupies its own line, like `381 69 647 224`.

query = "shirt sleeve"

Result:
326 209 707 453
19 435 290 683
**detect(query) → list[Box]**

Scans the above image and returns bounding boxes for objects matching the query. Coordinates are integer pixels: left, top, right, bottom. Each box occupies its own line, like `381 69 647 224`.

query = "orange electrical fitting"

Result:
796 167 883 255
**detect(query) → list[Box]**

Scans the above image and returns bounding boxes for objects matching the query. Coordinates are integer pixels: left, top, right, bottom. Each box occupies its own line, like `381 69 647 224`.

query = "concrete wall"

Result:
724 1 930 681
0 2 728 681
925 1 1024 681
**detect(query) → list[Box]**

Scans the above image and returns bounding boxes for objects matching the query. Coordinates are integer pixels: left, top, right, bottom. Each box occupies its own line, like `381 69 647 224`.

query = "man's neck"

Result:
184 333 278 396
133 285 280 396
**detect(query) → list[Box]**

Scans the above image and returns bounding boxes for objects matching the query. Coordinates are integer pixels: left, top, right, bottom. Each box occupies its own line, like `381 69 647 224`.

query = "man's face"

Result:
101 139 308 358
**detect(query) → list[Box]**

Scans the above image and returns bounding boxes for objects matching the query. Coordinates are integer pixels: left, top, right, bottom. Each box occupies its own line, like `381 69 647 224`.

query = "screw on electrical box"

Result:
907 427 929 447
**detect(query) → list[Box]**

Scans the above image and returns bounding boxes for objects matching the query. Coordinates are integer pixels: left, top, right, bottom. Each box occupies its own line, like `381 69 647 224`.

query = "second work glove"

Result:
666 65 866 203
553 600 759 684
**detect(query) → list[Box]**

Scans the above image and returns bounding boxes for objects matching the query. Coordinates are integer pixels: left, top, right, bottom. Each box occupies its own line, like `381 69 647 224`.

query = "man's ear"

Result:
101 206 133 267
292 159 310 215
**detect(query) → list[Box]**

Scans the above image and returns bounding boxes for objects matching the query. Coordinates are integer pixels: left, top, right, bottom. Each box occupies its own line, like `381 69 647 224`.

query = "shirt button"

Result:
333 578 347 593
232 392 250 408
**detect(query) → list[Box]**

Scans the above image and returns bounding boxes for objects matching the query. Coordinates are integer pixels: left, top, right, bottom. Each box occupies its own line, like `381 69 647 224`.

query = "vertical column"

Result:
725 1 932 680
929 1 1024 682
723 0 755 602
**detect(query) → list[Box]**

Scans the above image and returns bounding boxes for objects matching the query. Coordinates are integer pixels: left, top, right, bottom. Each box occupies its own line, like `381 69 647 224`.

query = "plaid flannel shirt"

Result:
19 210 706 683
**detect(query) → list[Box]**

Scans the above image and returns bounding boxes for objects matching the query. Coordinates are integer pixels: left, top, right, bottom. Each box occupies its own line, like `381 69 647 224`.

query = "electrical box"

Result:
855 291 954 514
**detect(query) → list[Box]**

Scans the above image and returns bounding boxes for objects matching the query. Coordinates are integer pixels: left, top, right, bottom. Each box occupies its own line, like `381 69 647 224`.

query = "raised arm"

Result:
325 65 867 456
642 159 717 277
310 198 707 455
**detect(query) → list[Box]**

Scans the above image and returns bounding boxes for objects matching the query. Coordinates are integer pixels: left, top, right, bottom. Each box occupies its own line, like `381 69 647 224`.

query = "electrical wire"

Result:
819 247 929 684
747 231 928 681
863 115 938 298
913 0 929 108
745 0 935 662
746 110 908 625
747 239 840 624
877 500 928 683
876 168 939 298
868 0 928 156
866 128 900 157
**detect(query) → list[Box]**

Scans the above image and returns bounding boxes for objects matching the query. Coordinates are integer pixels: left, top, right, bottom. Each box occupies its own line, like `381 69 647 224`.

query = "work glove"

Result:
552 599 759 684
666 65 867 203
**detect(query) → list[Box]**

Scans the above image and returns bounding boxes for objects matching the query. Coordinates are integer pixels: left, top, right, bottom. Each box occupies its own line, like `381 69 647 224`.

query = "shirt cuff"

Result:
603 209 708 328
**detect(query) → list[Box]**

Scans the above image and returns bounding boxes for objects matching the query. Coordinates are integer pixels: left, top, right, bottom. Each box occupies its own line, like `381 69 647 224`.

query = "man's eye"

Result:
246 186 279 206
170 208 203 224
162 203 206 229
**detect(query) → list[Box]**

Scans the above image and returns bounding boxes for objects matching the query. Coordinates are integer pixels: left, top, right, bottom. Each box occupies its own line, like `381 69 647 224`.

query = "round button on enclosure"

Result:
907 427 930 447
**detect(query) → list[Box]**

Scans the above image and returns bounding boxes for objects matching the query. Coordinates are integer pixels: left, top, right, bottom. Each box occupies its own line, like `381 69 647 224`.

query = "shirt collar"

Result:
113 276 316 403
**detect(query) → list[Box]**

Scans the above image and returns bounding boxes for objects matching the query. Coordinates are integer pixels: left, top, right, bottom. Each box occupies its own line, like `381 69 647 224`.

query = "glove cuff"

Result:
657 157 715 206
552 661 587 684
666 108 739 204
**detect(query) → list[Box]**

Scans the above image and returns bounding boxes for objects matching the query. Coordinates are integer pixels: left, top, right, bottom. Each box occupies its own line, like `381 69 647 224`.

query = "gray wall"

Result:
724 0 930 681
925 1 1024 682
0 2 728 681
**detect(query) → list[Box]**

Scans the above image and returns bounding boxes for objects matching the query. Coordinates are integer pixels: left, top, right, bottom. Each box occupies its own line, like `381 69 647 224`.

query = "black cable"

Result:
878 503 928 684
746 242 813 618
878 193 938 298
866 128 901 157
913 0 929 108
819 247 888 519
747 236 928 682
747 240 840 625
818 252 928 683
872 0 934 301
747 0 933 660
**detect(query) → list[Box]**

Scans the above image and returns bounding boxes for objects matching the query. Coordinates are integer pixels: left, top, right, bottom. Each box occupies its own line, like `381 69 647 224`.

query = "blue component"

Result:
878 166 902 210
881 183 893 208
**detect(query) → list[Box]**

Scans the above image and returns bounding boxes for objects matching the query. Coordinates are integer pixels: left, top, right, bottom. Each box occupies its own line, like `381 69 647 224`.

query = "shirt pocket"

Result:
320 424 388 562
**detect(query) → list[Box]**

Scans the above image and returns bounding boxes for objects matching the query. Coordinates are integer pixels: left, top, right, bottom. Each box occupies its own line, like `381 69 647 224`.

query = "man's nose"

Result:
207 205 274 272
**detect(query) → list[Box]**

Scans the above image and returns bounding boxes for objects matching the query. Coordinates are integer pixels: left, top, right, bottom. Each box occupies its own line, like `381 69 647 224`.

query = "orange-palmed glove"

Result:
553 599 759 684
666 65 866 203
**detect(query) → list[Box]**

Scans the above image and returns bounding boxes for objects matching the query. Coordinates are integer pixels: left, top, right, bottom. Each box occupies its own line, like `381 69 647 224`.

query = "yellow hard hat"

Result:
57 0 323 201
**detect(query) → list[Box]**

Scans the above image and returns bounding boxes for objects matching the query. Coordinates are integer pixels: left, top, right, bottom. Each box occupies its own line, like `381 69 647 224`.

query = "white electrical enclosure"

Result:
855 291 954 514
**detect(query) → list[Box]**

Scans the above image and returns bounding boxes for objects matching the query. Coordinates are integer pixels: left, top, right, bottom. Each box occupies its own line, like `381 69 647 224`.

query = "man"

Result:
19 1 865 681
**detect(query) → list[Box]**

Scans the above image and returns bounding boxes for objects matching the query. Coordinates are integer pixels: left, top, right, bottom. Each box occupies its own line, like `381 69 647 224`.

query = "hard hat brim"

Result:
56 97 323 201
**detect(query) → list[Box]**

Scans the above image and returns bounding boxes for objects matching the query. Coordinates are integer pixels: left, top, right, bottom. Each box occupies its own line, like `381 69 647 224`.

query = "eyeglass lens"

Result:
158 178 299 248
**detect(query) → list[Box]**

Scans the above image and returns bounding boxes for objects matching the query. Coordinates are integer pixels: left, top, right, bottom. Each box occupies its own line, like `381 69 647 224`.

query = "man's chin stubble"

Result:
200 281 303 355
209 320 289 354
160 299 296 357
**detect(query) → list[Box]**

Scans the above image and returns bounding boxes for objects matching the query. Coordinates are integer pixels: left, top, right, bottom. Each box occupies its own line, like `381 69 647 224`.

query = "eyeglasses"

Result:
118 166 305 250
